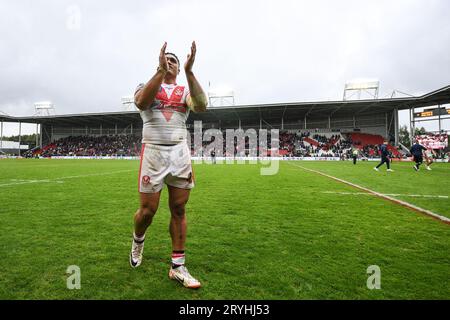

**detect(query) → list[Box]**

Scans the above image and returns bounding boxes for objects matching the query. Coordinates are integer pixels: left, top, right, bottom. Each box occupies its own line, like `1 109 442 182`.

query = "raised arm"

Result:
134 42 169 111
184 41 208 113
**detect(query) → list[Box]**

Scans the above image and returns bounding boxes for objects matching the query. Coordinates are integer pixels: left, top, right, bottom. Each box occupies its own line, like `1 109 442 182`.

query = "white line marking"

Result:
0 170 135 187
322 191 449 199
289 163 450 224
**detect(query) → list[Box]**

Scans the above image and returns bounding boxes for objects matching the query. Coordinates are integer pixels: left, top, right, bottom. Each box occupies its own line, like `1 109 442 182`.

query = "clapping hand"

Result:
184 41 196 73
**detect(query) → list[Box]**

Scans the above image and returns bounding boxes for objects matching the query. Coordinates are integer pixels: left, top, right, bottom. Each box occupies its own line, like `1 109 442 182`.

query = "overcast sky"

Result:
1 0 449 136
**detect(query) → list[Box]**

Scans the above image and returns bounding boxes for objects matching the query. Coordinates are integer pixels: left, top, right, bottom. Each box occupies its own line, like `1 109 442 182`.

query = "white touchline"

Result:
322 191 449 199
0 170 135 187
289 163 450 225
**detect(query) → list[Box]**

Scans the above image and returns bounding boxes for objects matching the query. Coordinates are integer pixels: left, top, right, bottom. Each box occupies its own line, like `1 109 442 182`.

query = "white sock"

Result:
171 252 185 267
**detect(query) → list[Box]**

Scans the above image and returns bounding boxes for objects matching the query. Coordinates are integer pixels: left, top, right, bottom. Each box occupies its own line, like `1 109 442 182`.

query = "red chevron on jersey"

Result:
155 87 169 101
160 105 174 122
156 86 187 122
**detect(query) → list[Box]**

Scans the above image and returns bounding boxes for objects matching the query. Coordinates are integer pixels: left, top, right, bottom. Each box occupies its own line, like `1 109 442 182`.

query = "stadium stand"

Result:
350 132 402 158
19 130 410 159
2 85 449 158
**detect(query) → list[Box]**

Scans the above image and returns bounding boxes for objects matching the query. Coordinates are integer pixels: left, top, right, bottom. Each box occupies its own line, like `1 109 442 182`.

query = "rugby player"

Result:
424 147 435 171
130 41 208 289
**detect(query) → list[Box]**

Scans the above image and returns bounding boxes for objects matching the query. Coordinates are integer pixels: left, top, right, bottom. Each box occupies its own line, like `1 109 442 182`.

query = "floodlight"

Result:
121 96 136 111
343 79 380 100
208 86 234 98
208 85 235 107
345 79 379 90
34 101 55 116
34 101 54 109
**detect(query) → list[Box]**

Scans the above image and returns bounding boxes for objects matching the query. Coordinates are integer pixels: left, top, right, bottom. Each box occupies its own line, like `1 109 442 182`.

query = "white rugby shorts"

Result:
138 142 194 193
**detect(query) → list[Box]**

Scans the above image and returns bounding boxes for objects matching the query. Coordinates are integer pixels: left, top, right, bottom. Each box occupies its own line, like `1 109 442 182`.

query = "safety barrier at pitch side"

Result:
2 155 449 163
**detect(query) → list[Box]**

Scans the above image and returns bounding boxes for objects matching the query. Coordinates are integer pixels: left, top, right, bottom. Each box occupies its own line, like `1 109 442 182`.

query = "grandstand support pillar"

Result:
281 117 284 130
409 108 413 145
36 123 39 148
85 126 88 135
385 113 388 138
353 116 356 129
131 123 133 135
39 123 43 148
328 116 331 129
115 124 117 135
394 108 399 145
0 121 3 150
239 119 241 130
100 124 102 136
410 107 415 145
259 118 262 130
18 121 21 157
304 116 307 129
438 104 442 133
51 125 54 142
412 118 416 137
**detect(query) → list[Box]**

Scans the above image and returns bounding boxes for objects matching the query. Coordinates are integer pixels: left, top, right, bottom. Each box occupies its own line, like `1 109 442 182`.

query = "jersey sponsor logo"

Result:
174 88 183 97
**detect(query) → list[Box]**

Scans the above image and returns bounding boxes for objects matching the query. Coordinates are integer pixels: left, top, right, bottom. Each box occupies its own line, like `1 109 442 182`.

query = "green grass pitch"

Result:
0 158 449 299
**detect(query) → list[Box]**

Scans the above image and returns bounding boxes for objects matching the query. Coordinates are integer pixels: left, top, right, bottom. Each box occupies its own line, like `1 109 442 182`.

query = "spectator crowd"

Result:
24 131 420 159
27 135 142 158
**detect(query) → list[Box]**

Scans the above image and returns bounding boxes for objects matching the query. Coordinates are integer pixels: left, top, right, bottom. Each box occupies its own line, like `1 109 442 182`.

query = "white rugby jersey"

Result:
135 83 190 145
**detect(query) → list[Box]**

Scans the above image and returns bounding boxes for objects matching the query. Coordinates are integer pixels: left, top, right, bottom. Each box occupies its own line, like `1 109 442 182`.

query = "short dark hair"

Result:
165 52 180 66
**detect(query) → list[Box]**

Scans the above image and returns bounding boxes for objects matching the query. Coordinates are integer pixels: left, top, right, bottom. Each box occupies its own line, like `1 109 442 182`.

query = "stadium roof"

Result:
1 85 449 127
